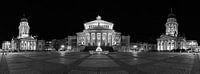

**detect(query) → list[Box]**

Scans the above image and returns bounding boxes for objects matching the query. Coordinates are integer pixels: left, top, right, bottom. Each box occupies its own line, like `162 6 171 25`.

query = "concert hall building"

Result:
76 16 121 47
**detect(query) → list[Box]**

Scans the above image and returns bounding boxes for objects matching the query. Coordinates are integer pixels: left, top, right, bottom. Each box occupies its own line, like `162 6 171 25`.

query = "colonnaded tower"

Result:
165 11 178 37
18 16 30 38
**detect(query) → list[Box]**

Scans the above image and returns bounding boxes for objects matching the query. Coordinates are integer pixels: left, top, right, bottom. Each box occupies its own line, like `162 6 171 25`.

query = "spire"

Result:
96 15 101 20
170 8 173 13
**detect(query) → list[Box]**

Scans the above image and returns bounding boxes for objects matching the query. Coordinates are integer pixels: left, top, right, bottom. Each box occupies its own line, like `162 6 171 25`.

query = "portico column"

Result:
166 41 168 50
30 41 32 50
160 41 162 51
164 40 167 50
169 40 172 50
161 40 163 51
170 40 172 50
90 33 92 46
168 40 170 50
157 41 160 51
158 40 161 51
25 41 27 50
171 41 173 50
162 41 164 50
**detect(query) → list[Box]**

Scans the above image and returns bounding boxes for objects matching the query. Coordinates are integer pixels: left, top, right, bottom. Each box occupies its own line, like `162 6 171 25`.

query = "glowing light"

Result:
61 45 65 48
133 45 137 48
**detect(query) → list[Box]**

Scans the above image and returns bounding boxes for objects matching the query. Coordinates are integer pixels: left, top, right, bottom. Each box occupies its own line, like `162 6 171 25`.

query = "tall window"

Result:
97 33 101 40
91 33 95 40
102 33 106 41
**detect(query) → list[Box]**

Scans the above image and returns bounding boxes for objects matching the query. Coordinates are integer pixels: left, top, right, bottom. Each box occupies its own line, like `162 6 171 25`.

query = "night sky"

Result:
0 0 199 44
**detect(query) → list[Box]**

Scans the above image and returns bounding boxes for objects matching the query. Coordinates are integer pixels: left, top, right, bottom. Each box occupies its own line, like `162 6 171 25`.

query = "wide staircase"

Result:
83 46 114 52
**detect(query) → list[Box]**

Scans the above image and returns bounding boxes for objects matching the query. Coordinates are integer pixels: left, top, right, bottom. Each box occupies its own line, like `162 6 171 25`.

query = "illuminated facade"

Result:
77 16 121 46
2 41 11 50
10 39 17 51
17 17 37 50
157 12 185 51
185 40 198 49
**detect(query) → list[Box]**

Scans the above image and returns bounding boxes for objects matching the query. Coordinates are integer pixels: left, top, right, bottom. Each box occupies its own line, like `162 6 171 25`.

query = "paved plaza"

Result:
0 51 200 74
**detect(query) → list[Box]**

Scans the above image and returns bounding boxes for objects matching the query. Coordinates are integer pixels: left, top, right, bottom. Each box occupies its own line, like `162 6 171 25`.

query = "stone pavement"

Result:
0 53 10 74
191 53 200 74
0 52 199 74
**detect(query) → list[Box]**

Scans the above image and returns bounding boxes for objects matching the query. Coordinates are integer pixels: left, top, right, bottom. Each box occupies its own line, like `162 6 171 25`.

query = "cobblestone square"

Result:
0 52 200 74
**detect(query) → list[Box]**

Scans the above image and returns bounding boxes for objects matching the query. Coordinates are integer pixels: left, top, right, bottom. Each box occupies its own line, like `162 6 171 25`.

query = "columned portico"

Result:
157 12 186 51
77 16 121 47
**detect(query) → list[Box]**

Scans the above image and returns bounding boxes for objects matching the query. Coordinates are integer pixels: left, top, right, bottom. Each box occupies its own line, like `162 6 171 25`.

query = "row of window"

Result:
88 25 110 29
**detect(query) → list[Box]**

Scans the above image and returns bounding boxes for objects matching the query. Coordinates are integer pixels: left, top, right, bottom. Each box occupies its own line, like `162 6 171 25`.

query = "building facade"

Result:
2 41 11 50
77 16 121 46
37 40 45 51
121 35 131 46
10 39 18 51
157 12 185 51
67 36 77 47
17 17 37 51
185 40 198 49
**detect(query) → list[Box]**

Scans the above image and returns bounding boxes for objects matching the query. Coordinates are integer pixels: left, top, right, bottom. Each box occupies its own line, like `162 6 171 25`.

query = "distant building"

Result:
185 40 198 49
10 39 17 51
67 36 77 47
45 41 55 50
76 16 121 46
2 39 20 51
121 35 130 46
2 41 11 50
130 42 155 51
157 12 185 51
37 40 45 51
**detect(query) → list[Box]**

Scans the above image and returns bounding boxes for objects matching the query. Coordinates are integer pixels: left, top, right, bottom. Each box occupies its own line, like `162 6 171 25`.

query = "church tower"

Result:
18 16 30 38
165 9 178 37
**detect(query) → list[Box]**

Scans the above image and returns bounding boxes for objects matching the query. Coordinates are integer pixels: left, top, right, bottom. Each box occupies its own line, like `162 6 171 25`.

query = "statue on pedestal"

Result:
96 42 102 52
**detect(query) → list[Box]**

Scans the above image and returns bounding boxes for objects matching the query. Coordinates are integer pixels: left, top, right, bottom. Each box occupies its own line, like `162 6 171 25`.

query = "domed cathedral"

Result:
76 15 121 50
17 15 37 51
18 17 30 38
165 13 178 37
157 10 186 51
